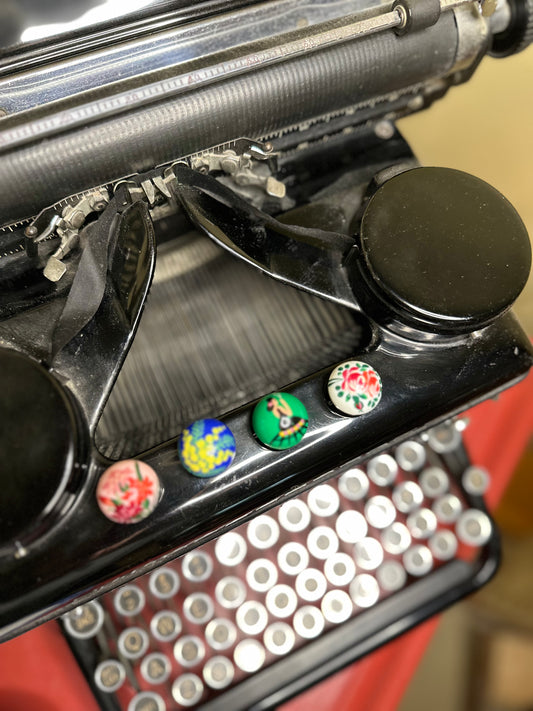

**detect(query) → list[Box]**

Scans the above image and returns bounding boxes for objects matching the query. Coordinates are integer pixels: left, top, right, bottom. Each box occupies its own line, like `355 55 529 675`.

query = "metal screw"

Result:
24 225 38 237
374 120 395 140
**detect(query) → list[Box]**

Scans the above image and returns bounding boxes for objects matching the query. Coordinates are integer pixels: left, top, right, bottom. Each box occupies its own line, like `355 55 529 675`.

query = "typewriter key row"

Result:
65 424 493 710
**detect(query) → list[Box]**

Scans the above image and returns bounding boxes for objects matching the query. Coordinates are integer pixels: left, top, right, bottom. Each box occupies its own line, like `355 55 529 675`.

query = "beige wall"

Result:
398 49 533 334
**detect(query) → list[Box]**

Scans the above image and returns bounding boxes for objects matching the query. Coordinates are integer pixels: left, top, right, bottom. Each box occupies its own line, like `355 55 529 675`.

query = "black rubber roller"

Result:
356 167 531 335
0 348 81 553
393 0 440 35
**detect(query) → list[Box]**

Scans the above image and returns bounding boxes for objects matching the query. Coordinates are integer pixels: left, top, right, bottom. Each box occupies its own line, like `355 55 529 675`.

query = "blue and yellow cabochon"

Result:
179 418 236 477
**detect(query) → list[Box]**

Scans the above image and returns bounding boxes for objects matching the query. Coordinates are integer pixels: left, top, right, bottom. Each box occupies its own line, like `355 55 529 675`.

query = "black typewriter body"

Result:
0 1 532 708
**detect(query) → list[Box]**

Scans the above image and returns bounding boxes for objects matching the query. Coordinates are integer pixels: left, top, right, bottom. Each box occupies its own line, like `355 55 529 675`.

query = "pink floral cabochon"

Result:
96 460 161 524
327 360 382 417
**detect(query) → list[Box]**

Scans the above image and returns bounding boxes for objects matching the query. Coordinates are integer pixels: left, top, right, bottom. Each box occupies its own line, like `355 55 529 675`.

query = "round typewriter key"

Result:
364 496 396 529
247 514 280 549
264 622 296 654
96 460 160 524
278 542 309 576
140 653 171 685
428 529 458 561
456 509 492 546
307 526 339 560
377 560 408 592
407 508 437 539
392 481 424 514
114 584 146 617
252 392 308 450
426 422 462 453
420 467 449 498
215 531 247 566
432 493 463 524
353 537 384 571
295 568 327 602
118 627 149 660
395 441 426 471
327 361 382 416
266 584 298 619
367 454 398 486
94 659 126 693
234 639 266 673
150 610 182 642
350 574 380 608
321 589 353 624
148 568 180 600
127 691 165 711
236 600 269 636
246 559 278 593
307 485 340 517
183 593 215 625
63 601 104 640
338 468 369 501
403 545 433 577
324 552 356 587
293 607 325 640
215 576 247 608
205 618 237 651
335 510 368 544
381 522 411 555
182 551 213 582
278 499 311 532
172 674 204 707
462 466 490 497
179 418 236 477
203 656 235 690
174 635 206 668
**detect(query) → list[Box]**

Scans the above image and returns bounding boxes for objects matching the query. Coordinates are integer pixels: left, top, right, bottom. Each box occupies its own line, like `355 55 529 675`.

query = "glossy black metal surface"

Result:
0 305 530 642
0 129 530 644
175 165 358 311
0 0 265 65
175 164 532 338
0 348 81 552
356 167 532 334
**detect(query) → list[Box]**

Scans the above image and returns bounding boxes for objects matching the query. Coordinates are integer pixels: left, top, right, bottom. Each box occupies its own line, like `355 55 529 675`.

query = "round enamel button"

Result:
179 418 236 477
327 361 382 416
96 460 161 524
252 392 308 450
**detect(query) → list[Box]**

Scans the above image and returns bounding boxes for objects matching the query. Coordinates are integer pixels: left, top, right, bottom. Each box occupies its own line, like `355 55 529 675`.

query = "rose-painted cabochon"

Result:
179 418 236 477
96 460 161 524
327 361 382 416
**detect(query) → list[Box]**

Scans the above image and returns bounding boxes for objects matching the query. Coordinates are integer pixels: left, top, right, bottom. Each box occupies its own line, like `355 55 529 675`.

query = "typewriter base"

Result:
1 371 531 711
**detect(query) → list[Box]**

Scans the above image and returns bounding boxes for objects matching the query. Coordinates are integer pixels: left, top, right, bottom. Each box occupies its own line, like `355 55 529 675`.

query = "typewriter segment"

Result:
0 0 532 708
64 427 497 711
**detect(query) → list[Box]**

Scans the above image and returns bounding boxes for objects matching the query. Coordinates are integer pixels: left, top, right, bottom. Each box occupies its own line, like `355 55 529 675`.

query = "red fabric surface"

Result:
0 621 99 711
0 371 531 711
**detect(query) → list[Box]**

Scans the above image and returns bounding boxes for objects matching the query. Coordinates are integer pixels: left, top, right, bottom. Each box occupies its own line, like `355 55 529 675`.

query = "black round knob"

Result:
357 167 531 335
490 0 533 57
0 348 80 553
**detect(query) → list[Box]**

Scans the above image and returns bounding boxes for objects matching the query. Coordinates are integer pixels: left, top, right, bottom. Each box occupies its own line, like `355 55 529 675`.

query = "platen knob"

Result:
355 167 531 335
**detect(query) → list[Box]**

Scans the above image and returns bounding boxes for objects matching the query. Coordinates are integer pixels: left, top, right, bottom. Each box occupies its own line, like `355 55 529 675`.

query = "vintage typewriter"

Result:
0 1 532 709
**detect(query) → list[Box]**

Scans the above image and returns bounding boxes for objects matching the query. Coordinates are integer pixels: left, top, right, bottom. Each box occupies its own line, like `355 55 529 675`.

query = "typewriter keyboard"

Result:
63 422 493 711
